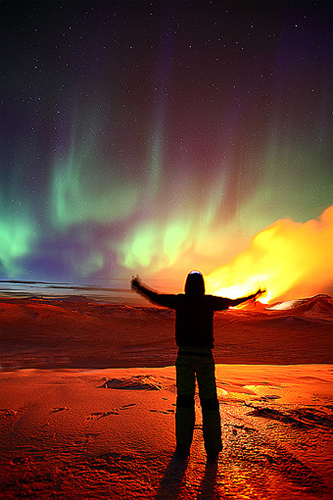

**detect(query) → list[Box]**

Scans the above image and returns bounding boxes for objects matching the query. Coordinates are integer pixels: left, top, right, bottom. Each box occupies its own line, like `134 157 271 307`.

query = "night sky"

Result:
1 1 332 288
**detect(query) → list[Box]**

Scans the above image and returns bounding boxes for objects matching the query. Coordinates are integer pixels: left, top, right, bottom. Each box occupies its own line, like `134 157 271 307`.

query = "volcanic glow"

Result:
205 205 333 303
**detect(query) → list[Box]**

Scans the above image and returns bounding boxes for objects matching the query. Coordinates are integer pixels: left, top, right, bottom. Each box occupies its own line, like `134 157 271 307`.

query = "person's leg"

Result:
196 357 222 458
175 354 196 456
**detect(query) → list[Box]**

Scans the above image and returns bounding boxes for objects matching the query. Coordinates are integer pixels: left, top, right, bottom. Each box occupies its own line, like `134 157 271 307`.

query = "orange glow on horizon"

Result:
205 205 333 304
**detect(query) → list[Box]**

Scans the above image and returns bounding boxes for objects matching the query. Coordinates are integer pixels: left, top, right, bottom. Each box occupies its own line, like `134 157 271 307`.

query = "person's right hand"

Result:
255 288 266 298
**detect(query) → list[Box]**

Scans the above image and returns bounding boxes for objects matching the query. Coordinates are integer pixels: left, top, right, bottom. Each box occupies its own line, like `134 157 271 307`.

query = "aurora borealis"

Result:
1 1 332 292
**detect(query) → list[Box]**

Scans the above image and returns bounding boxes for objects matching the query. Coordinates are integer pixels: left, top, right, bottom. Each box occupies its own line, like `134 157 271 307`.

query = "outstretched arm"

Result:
131 275 178 308
228 289 266 307
131 275 158 301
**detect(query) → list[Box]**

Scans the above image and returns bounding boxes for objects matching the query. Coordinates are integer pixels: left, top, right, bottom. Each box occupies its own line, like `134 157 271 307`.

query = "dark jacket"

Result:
135 287 231 349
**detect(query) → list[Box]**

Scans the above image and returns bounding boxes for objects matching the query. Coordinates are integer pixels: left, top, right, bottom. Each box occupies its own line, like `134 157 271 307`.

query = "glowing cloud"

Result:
205 205 333 303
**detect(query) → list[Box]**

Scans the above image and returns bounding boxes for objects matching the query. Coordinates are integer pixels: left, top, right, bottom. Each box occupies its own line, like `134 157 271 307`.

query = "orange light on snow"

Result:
205 205 333 304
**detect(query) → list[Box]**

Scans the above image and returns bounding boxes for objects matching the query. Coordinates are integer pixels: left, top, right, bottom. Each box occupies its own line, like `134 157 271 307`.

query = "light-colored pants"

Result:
175 348 222 454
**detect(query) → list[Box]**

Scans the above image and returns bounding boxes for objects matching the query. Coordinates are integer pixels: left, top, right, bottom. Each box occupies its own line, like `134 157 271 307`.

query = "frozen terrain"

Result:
0 294 332 499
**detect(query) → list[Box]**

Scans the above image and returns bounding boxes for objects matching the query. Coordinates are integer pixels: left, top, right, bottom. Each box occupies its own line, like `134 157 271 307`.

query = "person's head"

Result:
185 270 205 297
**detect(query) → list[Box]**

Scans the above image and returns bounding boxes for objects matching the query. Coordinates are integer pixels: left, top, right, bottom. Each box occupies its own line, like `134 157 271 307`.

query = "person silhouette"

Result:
131 271 264 460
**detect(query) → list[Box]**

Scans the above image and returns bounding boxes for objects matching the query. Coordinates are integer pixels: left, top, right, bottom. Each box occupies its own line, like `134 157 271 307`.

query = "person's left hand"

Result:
131 275 141 290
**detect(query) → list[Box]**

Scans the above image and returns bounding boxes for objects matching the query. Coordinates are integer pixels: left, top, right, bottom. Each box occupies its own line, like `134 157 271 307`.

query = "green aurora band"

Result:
0 1 332 292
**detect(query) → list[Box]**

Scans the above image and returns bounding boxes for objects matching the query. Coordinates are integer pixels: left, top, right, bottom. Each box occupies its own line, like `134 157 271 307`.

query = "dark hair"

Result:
185 270 205 297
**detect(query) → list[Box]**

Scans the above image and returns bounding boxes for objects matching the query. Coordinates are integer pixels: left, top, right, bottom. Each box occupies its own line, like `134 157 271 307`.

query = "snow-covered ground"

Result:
0 295 332 499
